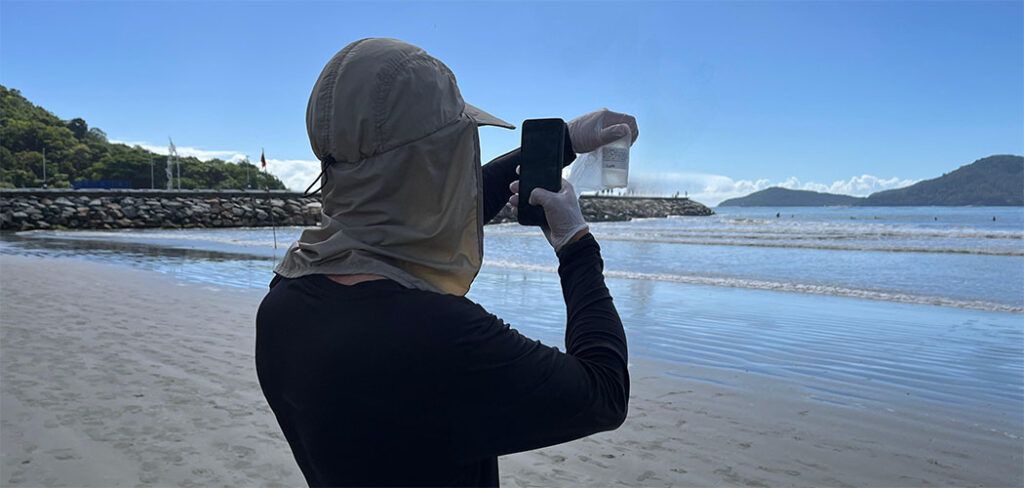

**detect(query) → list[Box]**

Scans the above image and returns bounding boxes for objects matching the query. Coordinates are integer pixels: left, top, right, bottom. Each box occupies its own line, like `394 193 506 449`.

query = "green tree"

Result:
67 118 88 139
0 84 289 190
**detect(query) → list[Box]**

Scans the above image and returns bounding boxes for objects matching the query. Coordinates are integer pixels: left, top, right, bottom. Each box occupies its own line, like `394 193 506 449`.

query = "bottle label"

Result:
602 146 628 170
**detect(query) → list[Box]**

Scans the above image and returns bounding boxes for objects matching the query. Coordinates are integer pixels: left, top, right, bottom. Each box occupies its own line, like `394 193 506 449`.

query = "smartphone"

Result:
518 118 565 226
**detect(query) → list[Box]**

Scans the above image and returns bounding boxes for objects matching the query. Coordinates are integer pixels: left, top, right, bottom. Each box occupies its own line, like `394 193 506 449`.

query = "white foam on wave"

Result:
28 228 297 250
593 235 1024 256
481 259 1024 314
592 222 1024 241
484 229 1024 256
487 216 1024 255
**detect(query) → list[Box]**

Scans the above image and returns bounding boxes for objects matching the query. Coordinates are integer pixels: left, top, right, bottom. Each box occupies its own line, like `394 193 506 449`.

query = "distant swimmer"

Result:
993 216 997 221
776 212 780 218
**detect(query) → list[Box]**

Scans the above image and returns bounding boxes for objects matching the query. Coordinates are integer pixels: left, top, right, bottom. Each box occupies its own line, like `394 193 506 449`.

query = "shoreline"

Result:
2 255 1020 487
4 218 1020 314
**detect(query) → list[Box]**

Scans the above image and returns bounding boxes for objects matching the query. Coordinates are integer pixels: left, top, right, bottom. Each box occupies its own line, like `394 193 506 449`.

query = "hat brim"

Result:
465 102 515 130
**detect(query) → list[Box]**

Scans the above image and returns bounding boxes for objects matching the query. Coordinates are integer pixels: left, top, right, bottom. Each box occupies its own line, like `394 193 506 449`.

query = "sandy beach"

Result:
1 254 1021 487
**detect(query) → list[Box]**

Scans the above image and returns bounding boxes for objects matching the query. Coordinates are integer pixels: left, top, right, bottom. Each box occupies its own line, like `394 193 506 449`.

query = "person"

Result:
255 38 638 487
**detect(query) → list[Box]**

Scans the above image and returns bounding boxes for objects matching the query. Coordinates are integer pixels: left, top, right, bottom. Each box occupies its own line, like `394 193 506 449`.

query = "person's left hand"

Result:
509 176 589 252
566 108 639 154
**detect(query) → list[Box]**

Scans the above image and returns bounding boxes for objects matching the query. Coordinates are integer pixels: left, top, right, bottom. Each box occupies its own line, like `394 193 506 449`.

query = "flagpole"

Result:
262 148 278 251
167 137 177 190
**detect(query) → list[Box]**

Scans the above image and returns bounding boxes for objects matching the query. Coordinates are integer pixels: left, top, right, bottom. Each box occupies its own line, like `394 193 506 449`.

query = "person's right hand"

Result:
509 177 590 252
567 108 639 154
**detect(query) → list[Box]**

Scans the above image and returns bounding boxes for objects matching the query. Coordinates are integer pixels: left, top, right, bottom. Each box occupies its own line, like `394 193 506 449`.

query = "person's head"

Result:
275 38 514 296
305 38 513 167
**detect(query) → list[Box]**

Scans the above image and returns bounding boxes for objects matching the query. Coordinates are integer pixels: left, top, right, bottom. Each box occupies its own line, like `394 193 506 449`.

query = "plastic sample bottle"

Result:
599 135 630 188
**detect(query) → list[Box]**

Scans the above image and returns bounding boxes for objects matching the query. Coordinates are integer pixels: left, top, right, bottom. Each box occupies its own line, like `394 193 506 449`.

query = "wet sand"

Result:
1 255 1020 487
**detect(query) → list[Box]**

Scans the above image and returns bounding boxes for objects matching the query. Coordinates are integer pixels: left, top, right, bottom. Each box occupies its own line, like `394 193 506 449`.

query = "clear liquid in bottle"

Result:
600 135 630 188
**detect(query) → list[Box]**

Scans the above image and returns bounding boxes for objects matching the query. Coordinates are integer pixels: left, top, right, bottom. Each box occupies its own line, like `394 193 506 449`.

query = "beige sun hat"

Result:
274 38 514 296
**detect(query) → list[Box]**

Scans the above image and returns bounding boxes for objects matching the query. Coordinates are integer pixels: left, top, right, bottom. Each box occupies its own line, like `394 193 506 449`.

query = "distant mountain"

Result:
863 155 1022 206
718 187 863 207
718 155 1023 207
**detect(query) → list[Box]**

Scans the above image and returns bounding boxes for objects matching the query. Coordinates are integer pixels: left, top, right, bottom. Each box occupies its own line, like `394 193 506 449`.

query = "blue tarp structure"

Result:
72 180 131 189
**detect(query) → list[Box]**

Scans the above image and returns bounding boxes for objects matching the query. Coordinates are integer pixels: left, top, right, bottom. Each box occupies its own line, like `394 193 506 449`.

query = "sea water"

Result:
5 206 1021 310
2 206 1022 436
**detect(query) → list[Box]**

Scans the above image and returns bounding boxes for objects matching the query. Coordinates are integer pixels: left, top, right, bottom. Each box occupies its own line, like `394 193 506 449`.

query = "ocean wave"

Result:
46 227 1018 256
594 236 1024 256
28 228 294 249
481 259 1023 313
483 230 1024 256
589 223 1024 241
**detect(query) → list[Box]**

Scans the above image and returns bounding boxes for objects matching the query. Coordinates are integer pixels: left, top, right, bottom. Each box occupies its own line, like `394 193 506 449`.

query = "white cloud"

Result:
263 158 321 192
624 172 917 206
112 140 249 163
112 139 319 191
775 174 918 196
109 139 917 202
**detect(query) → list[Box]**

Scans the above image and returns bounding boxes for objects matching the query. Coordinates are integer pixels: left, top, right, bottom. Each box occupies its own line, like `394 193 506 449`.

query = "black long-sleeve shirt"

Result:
255 141 628 487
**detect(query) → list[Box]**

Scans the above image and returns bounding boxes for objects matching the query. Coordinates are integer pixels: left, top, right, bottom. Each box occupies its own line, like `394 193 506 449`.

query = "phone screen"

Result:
518 118 565 226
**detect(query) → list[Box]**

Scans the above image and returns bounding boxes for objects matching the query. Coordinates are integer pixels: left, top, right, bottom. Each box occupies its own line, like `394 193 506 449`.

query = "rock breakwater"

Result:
487 196 714 224
1 190 712 231
1 191 320 231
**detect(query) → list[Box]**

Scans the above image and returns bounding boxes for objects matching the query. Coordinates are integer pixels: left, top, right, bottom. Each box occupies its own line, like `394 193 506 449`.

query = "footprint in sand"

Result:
757 465 801 477
46 448 79 461
230 445 256 458
577 455 610 469
637 470 657 482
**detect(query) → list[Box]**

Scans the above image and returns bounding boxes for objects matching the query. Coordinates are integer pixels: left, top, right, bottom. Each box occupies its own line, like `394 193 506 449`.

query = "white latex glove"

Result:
566 108 639 154
509 177 589 252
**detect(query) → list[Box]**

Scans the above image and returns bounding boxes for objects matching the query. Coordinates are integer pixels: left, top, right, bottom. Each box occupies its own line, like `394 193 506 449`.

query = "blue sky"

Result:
2 1 1021 204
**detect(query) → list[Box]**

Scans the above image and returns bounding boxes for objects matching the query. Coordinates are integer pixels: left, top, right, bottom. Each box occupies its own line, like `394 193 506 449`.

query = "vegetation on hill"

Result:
0 85 286 190
718 187 864 207
863 155 1022 206
718 155 1023 207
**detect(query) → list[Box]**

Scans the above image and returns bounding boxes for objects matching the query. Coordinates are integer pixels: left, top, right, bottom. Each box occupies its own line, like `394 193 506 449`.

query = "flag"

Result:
261 150 266 169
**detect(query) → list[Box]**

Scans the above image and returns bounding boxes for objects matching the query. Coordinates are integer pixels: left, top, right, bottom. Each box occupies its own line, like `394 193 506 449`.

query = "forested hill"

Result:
0 85 286 190
718 187 864 207
863 155 1023 206
719 155 1023 207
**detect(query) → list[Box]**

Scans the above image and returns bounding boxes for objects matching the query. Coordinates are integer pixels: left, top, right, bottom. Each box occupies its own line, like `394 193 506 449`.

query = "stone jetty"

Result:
0 190 712 231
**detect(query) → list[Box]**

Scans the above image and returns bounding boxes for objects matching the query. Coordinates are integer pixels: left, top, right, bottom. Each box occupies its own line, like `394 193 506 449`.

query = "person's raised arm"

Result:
479 129 574 224
480 147 523 223
448 177 629 461
447 232 628 460
479 108 638 224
